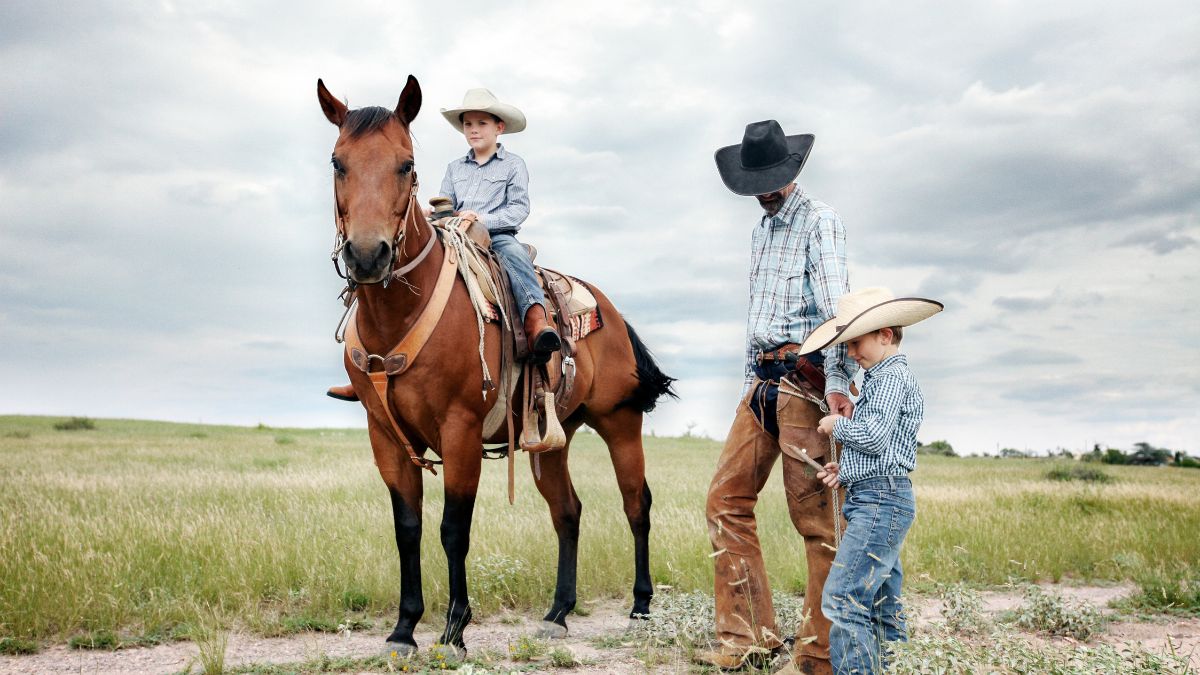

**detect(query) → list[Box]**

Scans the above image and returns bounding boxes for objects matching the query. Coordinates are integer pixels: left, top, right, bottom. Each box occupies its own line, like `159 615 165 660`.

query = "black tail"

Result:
619 320 678 413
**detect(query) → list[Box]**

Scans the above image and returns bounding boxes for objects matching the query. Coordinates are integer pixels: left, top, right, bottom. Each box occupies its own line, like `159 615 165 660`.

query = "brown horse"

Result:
316 76 676 655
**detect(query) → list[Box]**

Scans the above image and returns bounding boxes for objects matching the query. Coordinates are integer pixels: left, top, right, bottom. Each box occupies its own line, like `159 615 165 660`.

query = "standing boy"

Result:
800 286 943 675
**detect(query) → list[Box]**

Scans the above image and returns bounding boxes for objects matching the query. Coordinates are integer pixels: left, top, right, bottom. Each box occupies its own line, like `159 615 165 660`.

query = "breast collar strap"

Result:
342 239 459 473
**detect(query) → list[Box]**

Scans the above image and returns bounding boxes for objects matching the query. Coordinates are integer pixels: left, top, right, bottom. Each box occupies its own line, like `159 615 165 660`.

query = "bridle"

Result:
330 170 436 289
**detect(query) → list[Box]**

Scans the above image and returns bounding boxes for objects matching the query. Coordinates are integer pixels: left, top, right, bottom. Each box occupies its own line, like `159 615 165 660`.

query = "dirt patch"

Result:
0 601 646 674
2 586 1196 673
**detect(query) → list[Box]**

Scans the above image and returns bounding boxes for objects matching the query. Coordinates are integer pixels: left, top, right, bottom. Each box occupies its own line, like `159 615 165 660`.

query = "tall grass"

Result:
1 415 1198 643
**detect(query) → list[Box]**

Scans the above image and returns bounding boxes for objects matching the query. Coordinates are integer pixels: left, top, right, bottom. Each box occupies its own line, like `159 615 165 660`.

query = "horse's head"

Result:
318 76 422 284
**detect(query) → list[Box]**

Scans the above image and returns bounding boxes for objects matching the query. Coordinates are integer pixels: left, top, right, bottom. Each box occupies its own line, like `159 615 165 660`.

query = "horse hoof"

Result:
535 620 568 639
428 642 466 662
383 641 416 659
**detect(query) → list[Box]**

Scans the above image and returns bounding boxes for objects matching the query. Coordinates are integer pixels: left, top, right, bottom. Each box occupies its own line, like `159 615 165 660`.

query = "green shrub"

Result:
469 554 529 610
280 615 337 633
1046 465 1112 483
918 440 957 456
53 417 96 431
340 588 370 612
1130 568 1200 615
938 583 989 634
2 430 31 439
507 634 548 661
0 637 39 654
68 629 119 650
1013 585 1101 640
549 646 577 667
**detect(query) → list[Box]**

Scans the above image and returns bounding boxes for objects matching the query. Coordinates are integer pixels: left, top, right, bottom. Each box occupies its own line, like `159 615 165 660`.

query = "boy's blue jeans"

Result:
490 232 547 319
821 475 915 675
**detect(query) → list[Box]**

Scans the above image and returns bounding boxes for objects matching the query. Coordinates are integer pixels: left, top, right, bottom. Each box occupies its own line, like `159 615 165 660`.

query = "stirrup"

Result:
520 391 566 453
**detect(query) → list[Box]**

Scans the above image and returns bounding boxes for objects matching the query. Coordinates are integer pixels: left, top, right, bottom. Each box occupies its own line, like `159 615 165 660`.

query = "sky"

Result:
1 1 1197 455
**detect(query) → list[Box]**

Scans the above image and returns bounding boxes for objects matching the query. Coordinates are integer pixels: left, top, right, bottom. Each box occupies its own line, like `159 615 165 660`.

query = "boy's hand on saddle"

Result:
826 391 854 418
817 462 841 487
817 414 840 436
458 210 482 223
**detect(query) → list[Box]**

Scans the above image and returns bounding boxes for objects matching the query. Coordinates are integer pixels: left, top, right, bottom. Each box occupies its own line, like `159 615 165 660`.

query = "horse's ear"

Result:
317 78 348 127
396 75 421 125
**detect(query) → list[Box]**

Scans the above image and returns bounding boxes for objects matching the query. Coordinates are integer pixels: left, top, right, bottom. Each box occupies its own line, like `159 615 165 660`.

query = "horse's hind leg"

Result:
530 426 582 637
589 406 653 618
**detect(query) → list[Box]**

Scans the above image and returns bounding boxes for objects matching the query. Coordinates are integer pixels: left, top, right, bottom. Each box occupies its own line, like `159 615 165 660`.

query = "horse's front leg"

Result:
437 427 483 652
370 425 426 656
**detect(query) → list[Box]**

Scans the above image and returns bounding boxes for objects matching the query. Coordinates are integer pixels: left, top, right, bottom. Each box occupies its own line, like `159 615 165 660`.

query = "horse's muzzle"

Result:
343 238 392 283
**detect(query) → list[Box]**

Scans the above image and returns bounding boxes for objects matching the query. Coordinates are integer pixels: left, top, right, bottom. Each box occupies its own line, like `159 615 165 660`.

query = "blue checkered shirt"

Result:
745 186 856 395
439 143 530 233
833 353 923 485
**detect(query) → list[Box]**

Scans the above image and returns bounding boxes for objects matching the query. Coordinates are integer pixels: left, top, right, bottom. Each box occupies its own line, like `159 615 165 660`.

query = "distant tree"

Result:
917 440 957 457
1083 444 1105 463
1102 448 1128 465
1129 441 1171 466
1000 447 1028 459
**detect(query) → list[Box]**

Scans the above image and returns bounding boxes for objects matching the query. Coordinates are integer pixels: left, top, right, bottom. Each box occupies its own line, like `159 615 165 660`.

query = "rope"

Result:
438 219 503 399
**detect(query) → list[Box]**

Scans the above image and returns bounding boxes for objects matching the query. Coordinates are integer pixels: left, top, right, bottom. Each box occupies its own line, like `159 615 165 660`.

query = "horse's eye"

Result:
331 156 345 175
399 160 414 176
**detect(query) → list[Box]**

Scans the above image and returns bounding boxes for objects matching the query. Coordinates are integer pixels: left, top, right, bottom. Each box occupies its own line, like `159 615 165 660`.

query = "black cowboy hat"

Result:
714 120 814 196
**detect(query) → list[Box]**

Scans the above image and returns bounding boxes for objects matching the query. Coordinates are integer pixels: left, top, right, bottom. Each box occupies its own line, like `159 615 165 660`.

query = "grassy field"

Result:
2 414 1198 648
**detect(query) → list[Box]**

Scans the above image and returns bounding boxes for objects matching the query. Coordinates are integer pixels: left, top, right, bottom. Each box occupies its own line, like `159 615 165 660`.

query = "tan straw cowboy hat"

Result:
799 287 943 355
440 88 527 133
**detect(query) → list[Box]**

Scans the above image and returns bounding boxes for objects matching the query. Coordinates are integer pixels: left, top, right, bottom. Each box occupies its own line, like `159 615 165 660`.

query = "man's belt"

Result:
755 344 802 365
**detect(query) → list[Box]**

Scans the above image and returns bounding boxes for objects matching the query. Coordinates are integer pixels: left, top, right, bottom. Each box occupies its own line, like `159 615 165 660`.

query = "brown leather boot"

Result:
523 305 561 362
326 383 359 402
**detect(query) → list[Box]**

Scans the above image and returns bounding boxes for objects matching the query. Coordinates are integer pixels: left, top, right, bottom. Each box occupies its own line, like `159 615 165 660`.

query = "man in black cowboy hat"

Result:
698 120 857 674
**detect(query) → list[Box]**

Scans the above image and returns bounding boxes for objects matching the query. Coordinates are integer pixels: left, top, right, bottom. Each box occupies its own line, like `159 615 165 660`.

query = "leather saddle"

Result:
451 217 602 360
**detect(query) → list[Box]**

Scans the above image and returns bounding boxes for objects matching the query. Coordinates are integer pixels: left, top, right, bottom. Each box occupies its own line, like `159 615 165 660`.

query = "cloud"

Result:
993 295 1055 312
1 0 1197 455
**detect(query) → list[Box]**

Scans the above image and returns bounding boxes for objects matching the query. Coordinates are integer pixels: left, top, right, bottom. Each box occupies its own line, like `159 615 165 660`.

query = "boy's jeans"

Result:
490 232 546 318
821 475 915 675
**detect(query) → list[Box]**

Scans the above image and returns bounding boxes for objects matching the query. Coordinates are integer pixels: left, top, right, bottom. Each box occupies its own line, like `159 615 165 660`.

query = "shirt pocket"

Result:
481 173 508 193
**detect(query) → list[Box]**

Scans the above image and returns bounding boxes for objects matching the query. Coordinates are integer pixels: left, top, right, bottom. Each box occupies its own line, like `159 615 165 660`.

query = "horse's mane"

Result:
345 106 403 137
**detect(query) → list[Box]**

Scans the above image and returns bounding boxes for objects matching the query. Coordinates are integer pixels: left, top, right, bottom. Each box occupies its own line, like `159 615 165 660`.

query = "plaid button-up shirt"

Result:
439 143 530 233
745 186 856 395
833 353 923 485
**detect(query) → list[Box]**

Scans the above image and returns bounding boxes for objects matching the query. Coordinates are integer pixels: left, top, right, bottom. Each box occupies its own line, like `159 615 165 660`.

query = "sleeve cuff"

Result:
824 372 850 397
832 416 851 443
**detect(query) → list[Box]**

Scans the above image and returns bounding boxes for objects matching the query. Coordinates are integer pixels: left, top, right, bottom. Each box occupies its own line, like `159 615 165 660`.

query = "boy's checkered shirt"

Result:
744 187 856 394
832 353 923 485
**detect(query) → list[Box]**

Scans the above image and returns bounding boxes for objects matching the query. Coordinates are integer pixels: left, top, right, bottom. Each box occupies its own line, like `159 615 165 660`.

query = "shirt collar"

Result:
864 353 907 381
760 184 807 227
464 143 507 164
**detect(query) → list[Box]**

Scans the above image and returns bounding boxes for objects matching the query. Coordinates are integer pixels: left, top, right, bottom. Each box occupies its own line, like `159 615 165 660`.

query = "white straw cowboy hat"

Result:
799 287 944 355
440 88 527 134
